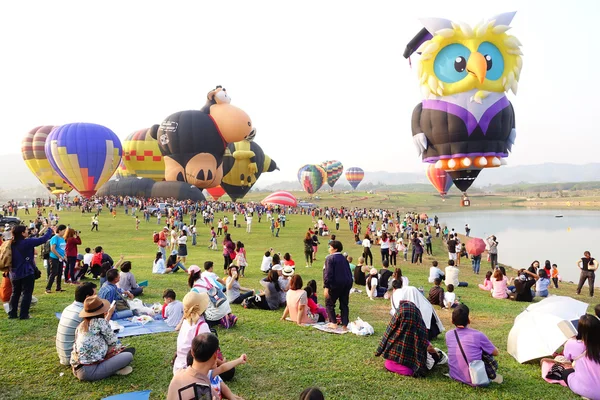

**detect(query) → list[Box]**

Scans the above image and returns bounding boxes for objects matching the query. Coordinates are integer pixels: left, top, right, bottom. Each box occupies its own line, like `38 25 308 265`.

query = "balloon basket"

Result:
461 194 470 207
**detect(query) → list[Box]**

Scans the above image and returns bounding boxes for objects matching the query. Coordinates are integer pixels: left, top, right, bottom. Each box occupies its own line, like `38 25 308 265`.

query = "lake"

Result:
437 209 599 288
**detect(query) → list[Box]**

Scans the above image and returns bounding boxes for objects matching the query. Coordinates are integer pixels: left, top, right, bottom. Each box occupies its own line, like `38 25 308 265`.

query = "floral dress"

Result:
70 318 120 366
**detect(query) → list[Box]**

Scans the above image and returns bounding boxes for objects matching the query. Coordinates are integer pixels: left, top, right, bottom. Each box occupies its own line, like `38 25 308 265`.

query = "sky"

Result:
1 0 599 185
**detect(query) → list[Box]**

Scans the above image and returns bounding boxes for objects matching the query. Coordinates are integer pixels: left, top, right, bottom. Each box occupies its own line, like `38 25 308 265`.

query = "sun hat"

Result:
170 249 178 256
188 265 201 275
182 291 209 317
369 268 378 275
79 296 110 318
282 266 294 277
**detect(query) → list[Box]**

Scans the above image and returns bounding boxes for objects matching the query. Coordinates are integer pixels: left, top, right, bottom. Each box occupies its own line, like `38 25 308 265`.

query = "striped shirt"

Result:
56 302 83 365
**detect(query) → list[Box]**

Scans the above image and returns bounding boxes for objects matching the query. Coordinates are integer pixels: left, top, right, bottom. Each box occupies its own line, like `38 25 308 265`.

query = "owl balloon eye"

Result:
434 44 471 83
477 42 504 81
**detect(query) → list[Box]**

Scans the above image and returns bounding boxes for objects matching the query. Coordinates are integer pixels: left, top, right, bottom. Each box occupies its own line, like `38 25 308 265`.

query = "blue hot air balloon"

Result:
45 123 122 198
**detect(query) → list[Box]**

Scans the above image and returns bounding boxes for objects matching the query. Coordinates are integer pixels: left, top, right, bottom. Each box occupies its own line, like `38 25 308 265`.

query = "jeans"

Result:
192 234 197 246
304 250 313 265
325 286 351 327
231 291 255 304
576 270 595 296
158 246 166 261
536 289 549 298
74 352 134 381
112 309 134 320
390 252 397 266
46 258 64 291
552 277 559 288
130 287 143 296
472 258 481 274
458 282 468 287
8 274 35 319
66 256 77 282
426 243 432 255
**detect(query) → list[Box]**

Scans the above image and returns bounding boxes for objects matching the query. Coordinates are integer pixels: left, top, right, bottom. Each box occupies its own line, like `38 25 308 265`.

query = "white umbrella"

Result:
526 296 589 322
507 310 568 363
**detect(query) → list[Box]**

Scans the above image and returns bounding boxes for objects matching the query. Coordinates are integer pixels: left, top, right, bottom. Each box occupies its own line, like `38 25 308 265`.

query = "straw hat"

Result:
369 268 378 276
282 266 294 277
183 291 209 316
79 296 110 318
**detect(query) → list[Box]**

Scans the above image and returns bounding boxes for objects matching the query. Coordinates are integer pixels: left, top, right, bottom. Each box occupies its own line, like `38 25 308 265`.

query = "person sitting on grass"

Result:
445 260 468 288
281 274 319 325
444 284 459 309
478 271 493 291
428 260 445 283
354 256 367 286
225 265 255 305
375 300 446 377
428 278 444 307
366 268 385 300
304 285 327 322
548 314 600 399
70 296 135 381
162 289 184 329
173 291 211 374
260 250 273 273
513 269 538 302
167 251 187 273
153 251 173 274
445 304 502 386
188 266 236 329
243 270 282 310
56 282 97 366
97 269 133 320
535 269 551 298
167 333 244 400
491 268 509 299
117 261 143 297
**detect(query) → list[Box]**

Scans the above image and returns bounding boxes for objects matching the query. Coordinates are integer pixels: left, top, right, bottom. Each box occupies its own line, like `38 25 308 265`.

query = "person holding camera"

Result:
46 224 67 294
486 236 498 268
64 228 82 284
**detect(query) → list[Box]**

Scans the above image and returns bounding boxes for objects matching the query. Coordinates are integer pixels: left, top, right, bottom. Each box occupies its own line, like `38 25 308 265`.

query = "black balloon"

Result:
97 178 206 201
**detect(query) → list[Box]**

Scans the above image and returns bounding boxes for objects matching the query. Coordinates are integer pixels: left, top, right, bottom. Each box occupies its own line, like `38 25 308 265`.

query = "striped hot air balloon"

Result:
122 127 165 181
320 160 344 188
426 164 453 198
21 126 73 194
345 167 364 190
298 164 326 195
45 123 123 198
262 191 297 207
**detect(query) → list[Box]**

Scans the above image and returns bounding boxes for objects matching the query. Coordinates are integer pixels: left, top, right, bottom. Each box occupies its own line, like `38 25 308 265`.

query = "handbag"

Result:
454 330 490 387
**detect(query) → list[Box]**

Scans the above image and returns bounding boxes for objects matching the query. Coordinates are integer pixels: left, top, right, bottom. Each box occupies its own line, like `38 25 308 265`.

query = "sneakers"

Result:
492 374 503 384
115 366 133 376
437 350 448 365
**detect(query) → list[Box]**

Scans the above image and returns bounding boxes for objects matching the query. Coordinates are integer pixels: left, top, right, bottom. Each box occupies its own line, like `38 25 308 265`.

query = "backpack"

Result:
0 240 13 272
152 233 159 243
41 239 51 259
194 277 227 308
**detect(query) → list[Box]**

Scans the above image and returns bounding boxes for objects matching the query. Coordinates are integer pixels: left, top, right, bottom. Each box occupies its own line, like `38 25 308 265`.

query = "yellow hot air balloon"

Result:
122 127 165 182
113 159 137 179
21 126 72 194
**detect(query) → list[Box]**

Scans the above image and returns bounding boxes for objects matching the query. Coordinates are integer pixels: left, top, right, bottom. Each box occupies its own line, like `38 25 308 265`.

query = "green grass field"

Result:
0 205 595 400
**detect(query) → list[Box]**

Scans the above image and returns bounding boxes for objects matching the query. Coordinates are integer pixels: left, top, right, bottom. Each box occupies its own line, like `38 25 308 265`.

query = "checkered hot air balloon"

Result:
320 160 344 188
122 127 165 182
298 164 326 195
45 123 122 198
345 167 364 190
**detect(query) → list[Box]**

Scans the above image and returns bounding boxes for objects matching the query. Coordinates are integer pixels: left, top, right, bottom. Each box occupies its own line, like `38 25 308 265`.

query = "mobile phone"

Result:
111 300 116 308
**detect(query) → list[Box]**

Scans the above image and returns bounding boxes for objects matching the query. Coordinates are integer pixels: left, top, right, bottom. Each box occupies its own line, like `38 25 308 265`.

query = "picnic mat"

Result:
54 313 175 338
102 390 151 400
540 359 568 387
284 318 348 334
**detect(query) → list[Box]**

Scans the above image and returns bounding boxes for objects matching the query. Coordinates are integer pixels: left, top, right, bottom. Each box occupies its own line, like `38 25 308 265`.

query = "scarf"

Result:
375 300 429 375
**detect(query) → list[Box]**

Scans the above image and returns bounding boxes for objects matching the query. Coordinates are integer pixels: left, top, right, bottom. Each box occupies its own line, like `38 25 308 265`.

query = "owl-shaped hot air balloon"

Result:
405 12 522 193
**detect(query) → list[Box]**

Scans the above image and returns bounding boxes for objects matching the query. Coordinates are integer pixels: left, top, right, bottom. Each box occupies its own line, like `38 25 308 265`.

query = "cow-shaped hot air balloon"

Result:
45 123 122 198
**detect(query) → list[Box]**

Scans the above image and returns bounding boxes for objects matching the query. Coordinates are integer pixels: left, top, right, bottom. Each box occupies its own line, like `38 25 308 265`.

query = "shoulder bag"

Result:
454 330 490 387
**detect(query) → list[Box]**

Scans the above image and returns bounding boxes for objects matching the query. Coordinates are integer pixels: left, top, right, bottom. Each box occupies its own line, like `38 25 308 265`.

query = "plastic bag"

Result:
131 315 154 325
347 317 374 336
127 299 155 316
109 320 124 333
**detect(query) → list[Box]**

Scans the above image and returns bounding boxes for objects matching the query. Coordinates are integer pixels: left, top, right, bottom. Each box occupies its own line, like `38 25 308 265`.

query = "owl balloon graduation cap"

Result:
405 12 522 193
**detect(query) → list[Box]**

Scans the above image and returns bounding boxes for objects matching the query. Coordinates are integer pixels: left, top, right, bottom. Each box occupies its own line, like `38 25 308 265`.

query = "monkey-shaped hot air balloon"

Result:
150 86 254 189
221 137 278 201
405 12 522 193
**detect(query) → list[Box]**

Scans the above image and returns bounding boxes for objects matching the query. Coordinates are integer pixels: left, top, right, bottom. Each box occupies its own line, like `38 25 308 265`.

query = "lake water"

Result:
437 209 599 288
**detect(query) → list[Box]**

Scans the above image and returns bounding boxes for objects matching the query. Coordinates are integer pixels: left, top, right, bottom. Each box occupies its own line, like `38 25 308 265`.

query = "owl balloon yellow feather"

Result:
404 11 522 192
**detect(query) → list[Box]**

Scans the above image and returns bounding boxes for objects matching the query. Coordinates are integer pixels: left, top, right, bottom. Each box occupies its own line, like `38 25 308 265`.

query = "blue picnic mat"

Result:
102 390 151 400
54 313 175 338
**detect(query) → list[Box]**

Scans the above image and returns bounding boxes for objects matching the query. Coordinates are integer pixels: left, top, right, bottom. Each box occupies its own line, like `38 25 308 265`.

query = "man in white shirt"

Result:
200 261 225 290
428 260 445 283
317 217 324 236
445 260 468 288
246 213 253 233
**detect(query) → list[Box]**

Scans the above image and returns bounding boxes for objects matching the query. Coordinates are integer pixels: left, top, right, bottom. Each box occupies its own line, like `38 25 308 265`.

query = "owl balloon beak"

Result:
467 52 487 84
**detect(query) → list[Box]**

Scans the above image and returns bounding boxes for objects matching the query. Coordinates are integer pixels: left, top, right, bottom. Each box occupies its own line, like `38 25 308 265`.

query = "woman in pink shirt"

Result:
280 274 318 325
478 271 493 291
491 269 508 299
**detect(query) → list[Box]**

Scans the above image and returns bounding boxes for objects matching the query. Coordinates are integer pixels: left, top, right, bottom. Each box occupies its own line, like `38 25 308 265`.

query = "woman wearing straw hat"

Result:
173 291 211 374
70 296 135 381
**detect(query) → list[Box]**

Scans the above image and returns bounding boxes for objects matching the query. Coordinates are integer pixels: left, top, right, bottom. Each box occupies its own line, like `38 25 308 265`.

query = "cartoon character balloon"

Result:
298 164 327 195
122 127 165 181
426 164 453 198
345 167 364 190
21 126 73 194
220 139 278 201
150 86 254 189
320 160 344 188
45 123 122 198
405 12 522 193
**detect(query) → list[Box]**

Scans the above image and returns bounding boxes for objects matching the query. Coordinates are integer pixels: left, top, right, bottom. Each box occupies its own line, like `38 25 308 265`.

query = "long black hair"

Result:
578 314 600 364
188 269 201 288
267 270 281 292
11 226 26 242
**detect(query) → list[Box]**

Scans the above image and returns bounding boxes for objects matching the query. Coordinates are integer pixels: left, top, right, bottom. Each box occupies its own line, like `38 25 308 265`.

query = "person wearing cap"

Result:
70 296 135 380
173 291 211 373
323 240 353 330
281 274 318 325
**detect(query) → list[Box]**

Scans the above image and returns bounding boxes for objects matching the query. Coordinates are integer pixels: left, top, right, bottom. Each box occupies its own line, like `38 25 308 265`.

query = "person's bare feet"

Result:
327 323 338 330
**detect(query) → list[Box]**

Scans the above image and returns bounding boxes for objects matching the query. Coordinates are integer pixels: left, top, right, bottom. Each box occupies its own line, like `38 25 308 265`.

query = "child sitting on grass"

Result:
162 289 184 329
304 285 327 322
444 284 459 309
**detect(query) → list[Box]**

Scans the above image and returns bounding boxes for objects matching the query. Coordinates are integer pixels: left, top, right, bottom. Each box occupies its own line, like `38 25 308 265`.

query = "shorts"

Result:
448 252 457 261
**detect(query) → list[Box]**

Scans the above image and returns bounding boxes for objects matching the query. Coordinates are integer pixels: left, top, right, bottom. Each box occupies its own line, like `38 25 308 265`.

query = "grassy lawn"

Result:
0 204 595 400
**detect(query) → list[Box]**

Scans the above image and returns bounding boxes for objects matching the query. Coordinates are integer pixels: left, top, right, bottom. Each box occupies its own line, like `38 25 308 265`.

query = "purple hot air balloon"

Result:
45 123 122 198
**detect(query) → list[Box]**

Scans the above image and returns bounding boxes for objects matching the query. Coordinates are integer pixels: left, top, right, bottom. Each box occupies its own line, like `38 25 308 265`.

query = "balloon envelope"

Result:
114 160 136 179
466 238 486 256
426 164 453 196
320 160 344 188
206 186 226 201
122 127 165 181
21 126 73 195
345 167 364 190
298 164 326 195
97 178 206 201
45 123 122 198
262 191 297 207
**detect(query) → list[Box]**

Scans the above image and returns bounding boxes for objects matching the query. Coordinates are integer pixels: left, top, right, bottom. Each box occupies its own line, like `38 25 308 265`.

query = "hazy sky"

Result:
1 0 598 184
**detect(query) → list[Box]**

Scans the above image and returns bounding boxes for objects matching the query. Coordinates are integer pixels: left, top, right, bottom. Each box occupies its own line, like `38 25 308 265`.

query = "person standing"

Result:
465 224 471 237
323 240 353 330
447 234 457 263
9 224 54 319
90 215 99 231
64 228 82 284
576 251 598 297
246 213 253 233
46 224 67 294
487 236 498 269
362 234 373 266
